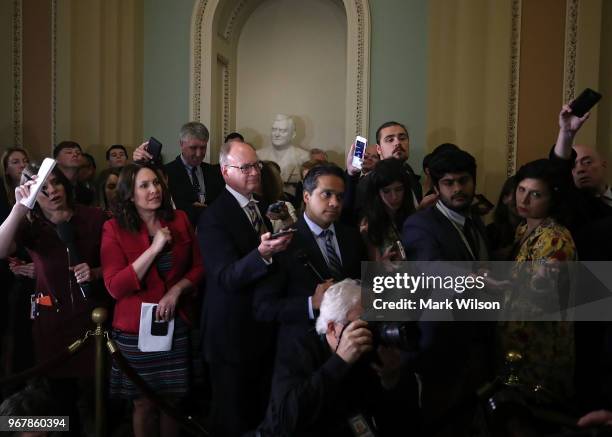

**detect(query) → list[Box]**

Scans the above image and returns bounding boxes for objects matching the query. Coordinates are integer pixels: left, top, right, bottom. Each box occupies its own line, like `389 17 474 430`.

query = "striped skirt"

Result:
109 319 190 400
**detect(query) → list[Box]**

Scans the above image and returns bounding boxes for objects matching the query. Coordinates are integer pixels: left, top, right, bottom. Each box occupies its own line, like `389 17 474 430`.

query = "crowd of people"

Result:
0 101 611 437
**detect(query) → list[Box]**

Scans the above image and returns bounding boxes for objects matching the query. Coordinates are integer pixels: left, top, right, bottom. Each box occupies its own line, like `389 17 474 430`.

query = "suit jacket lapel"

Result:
296 217 332 280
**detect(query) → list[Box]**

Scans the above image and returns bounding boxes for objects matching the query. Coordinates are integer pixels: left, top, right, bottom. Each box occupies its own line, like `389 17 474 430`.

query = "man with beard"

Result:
402 148 487 262
343 121 423 224
400 148 493 436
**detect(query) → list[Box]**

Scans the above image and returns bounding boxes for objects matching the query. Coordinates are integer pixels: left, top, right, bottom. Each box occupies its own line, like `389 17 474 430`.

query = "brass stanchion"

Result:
92 307 108 437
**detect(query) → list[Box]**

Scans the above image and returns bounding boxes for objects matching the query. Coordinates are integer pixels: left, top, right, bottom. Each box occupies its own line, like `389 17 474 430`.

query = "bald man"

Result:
552 104 612 232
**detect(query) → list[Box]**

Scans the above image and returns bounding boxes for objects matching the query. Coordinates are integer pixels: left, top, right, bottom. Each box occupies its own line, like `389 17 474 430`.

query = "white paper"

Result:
138 302 175 352
19 158 57 209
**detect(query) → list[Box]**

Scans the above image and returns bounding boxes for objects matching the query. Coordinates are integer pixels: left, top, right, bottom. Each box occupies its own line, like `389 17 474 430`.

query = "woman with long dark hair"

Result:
95 167 120 216
101 163 203 437
360 158 416 261
0 164 107 429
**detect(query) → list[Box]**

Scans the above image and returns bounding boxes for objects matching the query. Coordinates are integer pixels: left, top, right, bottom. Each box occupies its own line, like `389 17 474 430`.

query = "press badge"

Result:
348 414 375 437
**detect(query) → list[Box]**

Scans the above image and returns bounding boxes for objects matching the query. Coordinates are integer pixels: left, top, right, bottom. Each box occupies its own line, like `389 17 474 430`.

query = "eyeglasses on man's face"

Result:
226 161 263 174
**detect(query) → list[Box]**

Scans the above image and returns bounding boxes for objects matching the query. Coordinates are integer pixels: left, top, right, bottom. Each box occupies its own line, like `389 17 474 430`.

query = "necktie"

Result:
321 229 343 279
463 217 479 259
247 202 263 233
190 166 206 202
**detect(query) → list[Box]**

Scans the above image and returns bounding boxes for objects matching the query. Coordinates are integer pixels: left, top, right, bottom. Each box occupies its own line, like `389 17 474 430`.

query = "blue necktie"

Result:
321 229 342 279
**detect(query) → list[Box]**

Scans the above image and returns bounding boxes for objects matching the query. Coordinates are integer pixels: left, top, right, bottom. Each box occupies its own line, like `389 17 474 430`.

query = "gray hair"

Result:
179 122 209 143
315 279 361 334
219 141 256 166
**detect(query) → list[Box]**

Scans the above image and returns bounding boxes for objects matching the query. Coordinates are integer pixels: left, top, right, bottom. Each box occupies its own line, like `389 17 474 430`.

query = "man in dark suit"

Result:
402 148 488 262
134 122 224 226
197 141 293 437
342 121 426 225
257 279 419 436
254 163 366 358
401 149 494 436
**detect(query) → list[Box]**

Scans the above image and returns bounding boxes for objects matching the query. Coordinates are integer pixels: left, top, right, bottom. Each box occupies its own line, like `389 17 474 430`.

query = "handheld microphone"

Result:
56 221 90 299
295 250 325 282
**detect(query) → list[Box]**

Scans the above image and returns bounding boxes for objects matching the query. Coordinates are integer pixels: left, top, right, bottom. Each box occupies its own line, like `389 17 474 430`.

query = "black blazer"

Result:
164 156 224 226
401 205 487 262
253 216 365 354
197 188 274 364
400 204 495 430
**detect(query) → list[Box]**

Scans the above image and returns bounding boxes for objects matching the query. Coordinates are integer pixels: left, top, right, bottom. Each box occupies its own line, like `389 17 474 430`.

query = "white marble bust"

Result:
258 114 309 184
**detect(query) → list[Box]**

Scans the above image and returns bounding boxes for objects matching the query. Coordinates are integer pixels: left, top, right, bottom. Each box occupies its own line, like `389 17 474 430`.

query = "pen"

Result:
22 173 48 197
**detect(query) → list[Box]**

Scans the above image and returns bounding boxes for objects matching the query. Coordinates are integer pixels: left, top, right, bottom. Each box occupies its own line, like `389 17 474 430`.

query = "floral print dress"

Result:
499 218 577 400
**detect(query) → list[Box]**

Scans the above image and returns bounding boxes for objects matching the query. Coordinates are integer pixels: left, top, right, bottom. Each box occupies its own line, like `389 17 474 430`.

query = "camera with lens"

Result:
368 322 418 351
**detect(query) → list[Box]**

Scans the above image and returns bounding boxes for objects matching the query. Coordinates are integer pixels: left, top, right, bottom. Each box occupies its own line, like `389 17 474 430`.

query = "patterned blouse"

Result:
500 218 577 400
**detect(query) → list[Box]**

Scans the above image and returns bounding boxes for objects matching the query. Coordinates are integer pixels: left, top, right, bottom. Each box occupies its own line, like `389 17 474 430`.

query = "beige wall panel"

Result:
118 0 143 151
482 0 514 201
597 0 612 180
56 0 72 143
70 0 103 146
57 0 143 167
427 0 513 205
22 0 52 158
0 0 15 146
573 0 601 146
101 0 121 148
516 0 565 166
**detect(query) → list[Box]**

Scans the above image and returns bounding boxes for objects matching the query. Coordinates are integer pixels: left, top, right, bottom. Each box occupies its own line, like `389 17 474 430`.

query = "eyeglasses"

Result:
226 161 263 174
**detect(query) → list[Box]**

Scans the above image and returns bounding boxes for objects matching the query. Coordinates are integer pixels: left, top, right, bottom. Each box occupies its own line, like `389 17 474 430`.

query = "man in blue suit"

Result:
253 164 367 359
197 141 293 436
401 149 494 436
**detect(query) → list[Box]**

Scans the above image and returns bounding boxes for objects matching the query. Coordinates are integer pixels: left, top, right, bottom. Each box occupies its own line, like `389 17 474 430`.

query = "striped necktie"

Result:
320 229 342 279
247 202 263 233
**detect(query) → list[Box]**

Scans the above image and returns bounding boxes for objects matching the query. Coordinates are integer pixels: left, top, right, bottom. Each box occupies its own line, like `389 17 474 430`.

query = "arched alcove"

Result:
190 0 370 162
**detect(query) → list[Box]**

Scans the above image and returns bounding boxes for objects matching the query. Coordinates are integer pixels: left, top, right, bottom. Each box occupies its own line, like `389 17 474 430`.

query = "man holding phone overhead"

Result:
550 91 611 236
342 121 423 225
133 122 224 226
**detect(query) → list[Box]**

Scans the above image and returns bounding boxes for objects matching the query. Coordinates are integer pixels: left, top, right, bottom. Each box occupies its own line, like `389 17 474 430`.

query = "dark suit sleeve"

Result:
402 219 443 261
262 341 352 435
253 264 311 323
198 211 269 292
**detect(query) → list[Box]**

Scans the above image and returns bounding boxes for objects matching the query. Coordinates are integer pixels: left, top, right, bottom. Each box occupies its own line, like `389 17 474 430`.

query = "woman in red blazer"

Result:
101 163 204 437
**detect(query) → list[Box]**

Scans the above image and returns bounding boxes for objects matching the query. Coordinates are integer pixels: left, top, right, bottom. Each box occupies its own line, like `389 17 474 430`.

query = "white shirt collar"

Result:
303 212 336 237
436 200 468 227
225 184 256 209
179 154 198 171
600 185 612 205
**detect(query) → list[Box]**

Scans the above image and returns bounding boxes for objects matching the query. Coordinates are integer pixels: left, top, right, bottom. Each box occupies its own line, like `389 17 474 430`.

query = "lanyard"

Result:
435 203 476 261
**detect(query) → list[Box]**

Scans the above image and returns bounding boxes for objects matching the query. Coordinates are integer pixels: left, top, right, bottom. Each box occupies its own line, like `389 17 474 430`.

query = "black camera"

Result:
369 322 417 351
